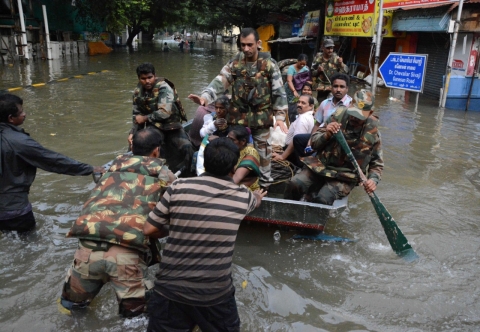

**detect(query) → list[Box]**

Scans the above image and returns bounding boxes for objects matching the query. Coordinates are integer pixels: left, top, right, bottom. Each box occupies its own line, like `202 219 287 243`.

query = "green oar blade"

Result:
370 193 417 259
333 131 418 261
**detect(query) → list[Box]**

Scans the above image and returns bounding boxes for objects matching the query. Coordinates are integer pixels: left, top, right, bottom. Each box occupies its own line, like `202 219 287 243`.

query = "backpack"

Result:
159 77 188 123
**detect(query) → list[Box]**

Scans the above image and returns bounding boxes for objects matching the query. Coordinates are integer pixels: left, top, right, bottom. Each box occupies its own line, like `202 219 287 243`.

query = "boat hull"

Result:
183 119 347 229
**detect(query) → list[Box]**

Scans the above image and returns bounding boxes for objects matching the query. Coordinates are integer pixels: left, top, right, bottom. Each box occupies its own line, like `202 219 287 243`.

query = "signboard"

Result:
379 53 428 92
383 0 458 9
452 33 474 76
324 0 402 37
324 0 376 37
298 10 320 37
291 19 301 37
466 35 480 76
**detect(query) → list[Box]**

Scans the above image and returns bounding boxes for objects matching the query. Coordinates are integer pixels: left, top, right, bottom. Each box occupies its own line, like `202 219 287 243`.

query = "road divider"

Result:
1 70 110 93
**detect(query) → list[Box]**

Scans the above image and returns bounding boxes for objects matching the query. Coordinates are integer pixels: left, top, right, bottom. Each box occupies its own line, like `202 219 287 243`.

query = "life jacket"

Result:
66 155 169 252
133 77 187 130
302 107 379 183
228 52 275 129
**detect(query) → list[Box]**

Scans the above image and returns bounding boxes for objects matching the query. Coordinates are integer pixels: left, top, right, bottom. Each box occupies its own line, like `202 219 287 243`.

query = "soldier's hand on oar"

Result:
326 122 341 135
360 179 376 194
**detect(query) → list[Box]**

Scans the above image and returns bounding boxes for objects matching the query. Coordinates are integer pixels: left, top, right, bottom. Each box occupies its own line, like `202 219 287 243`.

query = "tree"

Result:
73 0 185 46
184 0 323 30
72 0 323 46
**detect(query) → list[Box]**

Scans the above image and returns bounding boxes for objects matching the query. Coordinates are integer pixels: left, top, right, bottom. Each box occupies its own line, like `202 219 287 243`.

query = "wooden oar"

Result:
334 131 418 261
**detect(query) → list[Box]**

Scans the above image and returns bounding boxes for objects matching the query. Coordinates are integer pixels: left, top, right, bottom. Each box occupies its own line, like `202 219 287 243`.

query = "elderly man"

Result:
272 94 315 167
188 27 288 187
127 62 193 175
294 73 353 158
284 90 383 205
311 38 349 102
60 128 175 318
0 94 103 233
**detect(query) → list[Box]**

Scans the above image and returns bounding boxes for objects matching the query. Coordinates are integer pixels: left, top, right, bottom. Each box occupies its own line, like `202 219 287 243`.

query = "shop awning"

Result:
392 6 452 32
268 36 314 43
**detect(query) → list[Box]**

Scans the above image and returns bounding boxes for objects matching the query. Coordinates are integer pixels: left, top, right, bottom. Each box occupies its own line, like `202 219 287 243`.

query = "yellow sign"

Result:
325 0 376 37
325 0 403 38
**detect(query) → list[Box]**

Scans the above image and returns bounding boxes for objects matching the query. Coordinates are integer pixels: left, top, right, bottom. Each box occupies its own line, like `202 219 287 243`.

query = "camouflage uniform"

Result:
311 52 349 101
61 155 170 317
284 94 383 205
200 51 288 184
131 78 194 175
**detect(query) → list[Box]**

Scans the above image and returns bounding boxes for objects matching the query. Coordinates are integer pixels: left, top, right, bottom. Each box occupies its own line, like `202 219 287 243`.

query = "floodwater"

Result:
1 40 480 332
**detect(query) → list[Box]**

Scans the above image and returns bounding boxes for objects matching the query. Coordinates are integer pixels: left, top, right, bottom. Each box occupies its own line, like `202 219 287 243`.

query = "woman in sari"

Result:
227 125 261 191
284 54 311 123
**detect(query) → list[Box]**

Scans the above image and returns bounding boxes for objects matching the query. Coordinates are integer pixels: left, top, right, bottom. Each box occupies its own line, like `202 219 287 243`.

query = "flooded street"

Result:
1 40 480 331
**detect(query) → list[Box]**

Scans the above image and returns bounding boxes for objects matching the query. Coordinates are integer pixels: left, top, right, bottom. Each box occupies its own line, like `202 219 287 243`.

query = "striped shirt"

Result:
146 173 257 306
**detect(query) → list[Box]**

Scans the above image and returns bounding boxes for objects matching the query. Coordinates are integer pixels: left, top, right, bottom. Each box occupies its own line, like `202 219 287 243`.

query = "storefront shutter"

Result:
416 32 450 99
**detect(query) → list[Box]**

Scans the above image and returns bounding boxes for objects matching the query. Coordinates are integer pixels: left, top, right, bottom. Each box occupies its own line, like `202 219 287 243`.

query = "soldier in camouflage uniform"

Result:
188 27 288 186
128 63 194 176
311 39 349 102
60 128 175 317
284 90 383 205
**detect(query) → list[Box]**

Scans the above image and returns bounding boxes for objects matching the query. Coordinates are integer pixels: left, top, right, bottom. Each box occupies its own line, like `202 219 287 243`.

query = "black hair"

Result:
131 128 164 156
214 95 230 109
240 28 259 42
330 73 350 87
136 63 155 77
0 93 23 123
297 54 308 62
302 82 313 90
204 137 239 176
300 94 315 106
229 125 250 144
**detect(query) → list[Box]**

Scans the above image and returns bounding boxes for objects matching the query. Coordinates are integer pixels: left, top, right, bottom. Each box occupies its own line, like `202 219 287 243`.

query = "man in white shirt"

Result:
292 73 352 159
272 95 315 167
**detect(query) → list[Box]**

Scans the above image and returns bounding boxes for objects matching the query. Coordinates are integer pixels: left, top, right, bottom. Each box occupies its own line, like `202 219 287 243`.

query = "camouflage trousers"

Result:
161 127 195 177
251 128 273 186
284 167 356 205
61 240 153 317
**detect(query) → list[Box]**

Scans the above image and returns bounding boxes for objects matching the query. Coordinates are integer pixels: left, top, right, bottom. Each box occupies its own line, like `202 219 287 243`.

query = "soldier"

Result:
127 62 194 176
59 128 176 318
188 27 288 187
311 38 349 102
284 90 383 205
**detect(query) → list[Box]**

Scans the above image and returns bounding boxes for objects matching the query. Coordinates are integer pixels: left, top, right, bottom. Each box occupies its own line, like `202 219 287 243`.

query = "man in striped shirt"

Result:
144 137 266 332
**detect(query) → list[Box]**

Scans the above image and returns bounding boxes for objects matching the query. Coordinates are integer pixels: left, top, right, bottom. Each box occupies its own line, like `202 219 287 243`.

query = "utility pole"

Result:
16 0 29 60
371 0 385 93
440 0 464 108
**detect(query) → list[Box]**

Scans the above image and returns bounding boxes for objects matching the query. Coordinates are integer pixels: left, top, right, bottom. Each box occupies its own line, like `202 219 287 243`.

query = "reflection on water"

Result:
2 41 480 331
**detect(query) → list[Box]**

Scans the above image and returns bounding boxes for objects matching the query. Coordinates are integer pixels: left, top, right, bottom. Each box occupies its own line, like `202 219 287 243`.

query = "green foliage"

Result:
183 0 323 29
71 0 323 43
73 0 185 35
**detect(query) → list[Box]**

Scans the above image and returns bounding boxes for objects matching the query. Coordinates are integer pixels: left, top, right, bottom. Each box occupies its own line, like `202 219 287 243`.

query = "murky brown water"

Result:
1 40 480 331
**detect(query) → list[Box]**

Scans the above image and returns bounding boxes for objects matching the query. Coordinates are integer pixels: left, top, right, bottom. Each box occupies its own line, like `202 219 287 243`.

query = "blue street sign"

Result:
379 53 428 93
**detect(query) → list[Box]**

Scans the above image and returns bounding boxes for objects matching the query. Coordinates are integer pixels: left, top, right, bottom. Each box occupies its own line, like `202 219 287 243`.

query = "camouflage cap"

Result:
323 38 335 48
346 89 375 120
346 107 368 120
353 89 374 111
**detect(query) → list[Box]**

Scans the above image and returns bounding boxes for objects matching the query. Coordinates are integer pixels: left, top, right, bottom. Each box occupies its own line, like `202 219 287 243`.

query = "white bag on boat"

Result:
268 126 287 147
